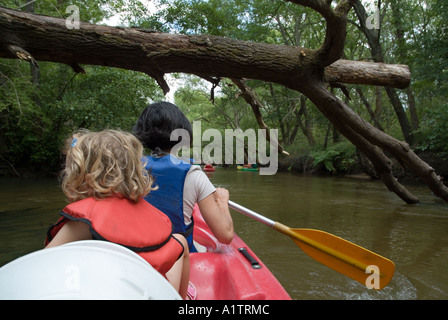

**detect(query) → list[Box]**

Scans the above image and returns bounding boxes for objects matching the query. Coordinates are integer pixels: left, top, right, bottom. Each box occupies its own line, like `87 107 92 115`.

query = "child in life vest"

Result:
45 129 190 299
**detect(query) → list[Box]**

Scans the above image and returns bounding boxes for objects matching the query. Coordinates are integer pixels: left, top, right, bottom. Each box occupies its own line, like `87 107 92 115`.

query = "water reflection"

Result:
208 169 448 300
0 178 66 266
1 169 447 299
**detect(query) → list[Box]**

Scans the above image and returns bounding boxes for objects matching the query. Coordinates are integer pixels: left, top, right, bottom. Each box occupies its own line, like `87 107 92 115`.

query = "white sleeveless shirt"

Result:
182 166 216 225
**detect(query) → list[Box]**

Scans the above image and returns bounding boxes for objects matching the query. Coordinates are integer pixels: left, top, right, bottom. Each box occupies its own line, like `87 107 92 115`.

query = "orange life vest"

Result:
45 195 184 276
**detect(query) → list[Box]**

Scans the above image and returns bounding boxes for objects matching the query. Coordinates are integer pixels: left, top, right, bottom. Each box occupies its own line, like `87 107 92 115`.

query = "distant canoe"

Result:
237 165 258 172
203 164 215 172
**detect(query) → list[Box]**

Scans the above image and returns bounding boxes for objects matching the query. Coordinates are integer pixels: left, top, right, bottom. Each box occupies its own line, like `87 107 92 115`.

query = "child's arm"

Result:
45 220 92 248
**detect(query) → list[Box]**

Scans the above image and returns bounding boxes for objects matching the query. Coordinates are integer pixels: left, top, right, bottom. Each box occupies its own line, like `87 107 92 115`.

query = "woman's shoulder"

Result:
186 165 210 183
184 166 216 199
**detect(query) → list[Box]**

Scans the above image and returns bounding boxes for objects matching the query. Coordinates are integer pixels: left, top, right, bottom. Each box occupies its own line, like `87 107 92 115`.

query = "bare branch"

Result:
325 59 410 89
287 0 356 66
231 78 289 155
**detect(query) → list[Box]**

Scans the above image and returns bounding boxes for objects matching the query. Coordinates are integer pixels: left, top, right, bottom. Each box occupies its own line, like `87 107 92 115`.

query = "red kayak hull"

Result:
190 205 291 300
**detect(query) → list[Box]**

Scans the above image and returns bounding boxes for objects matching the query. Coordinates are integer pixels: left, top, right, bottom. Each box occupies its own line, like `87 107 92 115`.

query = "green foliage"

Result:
1 0 448 177
55 66 162 131
2 0 113 22
310 143 357 174
0 59 163 175
414 98 448 157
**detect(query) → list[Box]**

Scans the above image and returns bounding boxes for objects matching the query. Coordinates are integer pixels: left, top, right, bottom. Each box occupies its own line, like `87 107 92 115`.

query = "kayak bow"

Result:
189 204 291 300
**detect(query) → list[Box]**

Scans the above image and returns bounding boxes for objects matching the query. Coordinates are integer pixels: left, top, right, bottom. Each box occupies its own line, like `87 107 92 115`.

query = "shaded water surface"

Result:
1 169 447 299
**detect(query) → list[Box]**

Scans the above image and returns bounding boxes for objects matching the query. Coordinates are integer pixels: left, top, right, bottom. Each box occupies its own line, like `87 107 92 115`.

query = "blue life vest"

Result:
143 154 197 252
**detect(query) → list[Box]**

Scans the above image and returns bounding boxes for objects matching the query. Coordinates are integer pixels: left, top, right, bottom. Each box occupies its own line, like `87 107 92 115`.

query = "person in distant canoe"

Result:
45 129 190 299
133 102 234 254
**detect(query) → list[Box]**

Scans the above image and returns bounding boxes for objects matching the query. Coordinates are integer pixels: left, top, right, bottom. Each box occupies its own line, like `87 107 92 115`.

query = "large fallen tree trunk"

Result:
0 7 409 93
0 3 447 204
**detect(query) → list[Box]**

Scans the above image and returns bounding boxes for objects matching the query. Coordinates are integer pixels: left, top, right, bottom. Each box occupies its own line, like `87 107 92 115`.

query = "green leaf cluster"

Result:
310 143 357 174
0 62 162 176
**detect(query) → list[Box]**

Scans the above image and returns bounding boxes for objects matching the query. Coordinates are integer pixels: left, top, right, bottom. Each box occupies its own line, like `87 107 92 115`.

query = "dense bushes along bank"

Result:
3 140 446 183
278 142 448 182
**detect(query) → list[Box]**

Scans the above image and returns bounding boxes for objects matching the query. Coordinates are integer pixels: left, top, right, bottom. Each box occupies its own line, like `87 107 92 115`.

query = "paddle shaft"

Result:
228 200 369 272
228 200 275 227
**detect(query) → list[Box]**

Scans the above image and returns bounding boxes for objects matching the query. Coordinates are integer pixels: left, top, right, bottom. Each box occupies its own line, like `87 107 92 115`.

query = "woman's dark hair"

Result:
133 101 193 151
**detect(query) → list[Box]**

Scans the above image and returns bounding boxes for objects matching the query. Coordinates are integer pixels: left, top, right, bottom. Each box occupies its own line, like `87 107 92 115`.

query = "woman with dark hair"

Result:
134 101 193 152
133 102 234 256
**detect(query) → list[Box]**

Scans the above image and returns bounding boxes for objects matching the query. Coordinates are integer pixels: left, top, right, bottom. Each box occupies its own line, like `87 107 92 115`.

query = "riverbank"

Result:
1 148 447 182
277 149 448 182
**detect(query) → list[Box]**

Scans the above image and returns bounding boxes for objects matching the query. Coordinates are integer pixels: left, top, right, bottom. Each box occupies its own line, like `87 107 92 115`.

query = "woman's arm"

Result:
198 187 234 244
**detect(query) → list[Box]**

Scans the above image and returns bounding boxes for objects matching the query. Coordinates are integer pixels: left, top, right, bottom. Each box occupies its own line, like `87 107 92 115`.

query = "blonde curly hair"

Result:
61 129 155 203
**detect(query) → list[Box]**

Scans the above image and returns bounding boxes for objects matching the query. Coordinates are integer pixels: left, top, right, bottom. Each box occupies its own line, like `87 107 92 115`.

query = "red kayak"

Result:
189 205 291 300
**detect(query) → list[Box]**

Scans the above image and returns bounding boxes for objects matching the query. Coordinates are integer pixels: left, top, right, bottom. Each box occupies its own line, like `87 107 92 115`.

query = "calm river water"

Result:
1 168 447 300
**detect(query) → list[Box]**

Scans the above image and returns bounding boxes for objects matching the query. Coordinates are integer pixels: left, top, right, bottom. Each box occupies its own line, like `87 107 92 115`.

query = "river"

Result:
1 168 447 299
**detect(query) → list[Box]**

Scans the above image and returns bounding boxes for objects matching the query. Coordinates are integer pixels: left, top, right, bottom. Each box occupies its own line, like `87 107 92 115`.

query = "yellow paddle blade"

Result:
273 223 395 290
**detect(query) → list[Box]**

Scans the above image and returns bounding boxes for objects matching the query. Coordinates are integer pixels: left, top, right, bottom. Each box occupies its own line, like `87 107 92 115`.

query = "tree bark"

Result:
297 95 316 146
0 7 409 93
352 0 414 145
355 86 384 131
390 0 420 132
324 59 410 89
1 5 447 203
